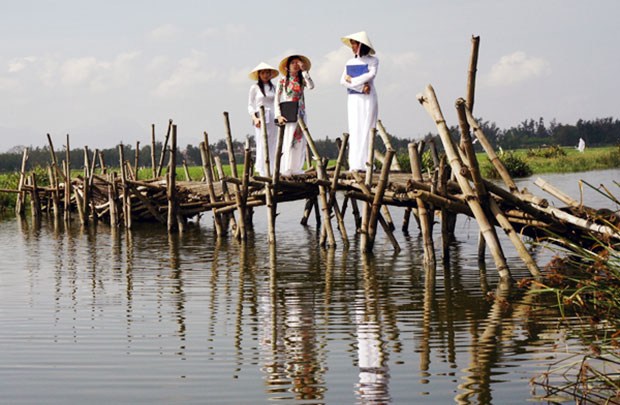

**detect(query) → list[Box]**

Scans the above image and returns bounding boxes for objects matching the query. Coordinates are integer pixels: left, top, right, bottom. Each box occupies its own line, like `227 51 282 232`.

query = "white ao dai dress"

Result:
340 55 379 172
248 83 277 176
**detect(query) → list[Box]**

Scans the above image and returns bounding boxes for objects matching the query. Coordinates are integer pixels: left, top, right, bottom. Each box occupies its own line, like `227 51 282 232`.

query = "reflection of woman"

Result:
340 31 379 172
248 62 279 176
275 54 314 176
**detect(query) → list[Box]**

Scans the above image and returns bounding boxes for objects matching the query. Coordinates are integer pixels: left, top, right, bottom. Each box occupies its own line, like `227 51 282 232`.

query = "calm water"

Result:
1 169 618 404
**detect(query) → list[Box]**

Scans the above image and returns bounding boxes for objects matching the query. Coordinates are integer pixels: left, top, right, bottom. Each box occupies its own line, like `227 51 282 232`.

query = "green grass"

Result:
478 146 620 175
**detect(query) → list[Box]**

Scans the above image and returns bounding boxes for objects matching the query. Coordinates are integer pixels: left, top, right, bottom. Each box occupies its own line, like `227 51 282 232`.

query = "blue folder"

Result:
346 64 369 94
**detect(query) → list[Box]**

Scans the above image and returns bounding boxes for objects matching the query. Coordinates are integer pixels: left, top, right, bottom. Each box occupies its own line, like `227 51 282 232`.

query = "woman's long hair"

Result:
357 43 371 57
257 76 274 97
284 56 304 91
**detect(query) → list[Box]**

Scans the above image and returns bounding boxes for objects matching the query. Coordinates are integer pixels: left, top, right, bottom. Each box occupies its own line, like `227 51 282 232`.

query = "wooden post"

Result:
328 133 350 246
64 135 72 223
167 124 178 232
366 148 395 251
238 140 252 240
182 160 191 181
151 124 157 179
223 111 246 239
83 146 91 220
157 119 173 177
466 35 480 113
98 150 107 174
418 85 511 281
376 120 402 171
15 147 29 215
119 144 131 229
350 171 400 251
259 107 276 243
298 116 336 247
134 141 140 180
410 143 436 267
200 141 224 236
30 174 42 218
48 165 60 218
108 172 118 227
215 156 237 231
360 128 376 249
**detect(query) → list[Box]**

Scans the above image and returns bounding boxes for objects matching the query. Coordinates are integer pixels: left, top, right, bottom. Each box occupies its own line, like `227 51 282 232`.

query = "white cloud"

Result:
200 24 248 39
314 47 350 85
8 56 37 73
148 24 180 42
152 50 216 97
487 51 551 87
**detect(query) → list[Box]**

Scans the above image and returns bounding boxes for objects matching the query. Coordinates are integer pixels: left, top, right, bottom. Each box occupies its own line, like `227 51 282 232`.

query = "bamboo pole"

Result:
258 107 277 243
215 156 237 232
47 134 66 182
134 141 140 180
418 85 511 281
30 174 42 218
239 140 252 240
350 171 400 251
47 165 60 218
98 150 107 174
108 172 118 227
15 147 29 215
223 111 246 240
64 135 72 223
298 116 336 247
119 144 131 229
83 146 91 220
376 120 402 171
466 35 480 113
533 177 581 208
410 143 436 267
360 128 376 249
156 119 173 177
324 132 350 246
200 140 224 236
151 124 157 179
366 148 395 252
167 124 178 232
456 98 540 277
182 160 191 181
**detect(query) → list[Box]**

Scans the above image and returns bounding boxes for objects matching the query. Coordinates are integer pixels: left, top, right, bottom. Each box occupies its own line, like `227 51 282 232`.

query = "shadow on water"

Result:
0 202 588 404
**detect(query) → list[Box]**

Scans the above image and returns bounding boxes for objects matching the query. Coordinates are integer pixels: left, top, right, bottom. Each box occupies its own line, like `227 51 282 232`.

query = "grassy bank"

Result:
478 145 620 177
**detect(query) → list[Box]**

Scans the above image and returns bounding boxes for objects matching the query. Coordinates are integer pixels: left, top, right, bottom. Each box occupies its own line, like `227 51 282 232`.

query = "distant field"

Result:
477 145 620 175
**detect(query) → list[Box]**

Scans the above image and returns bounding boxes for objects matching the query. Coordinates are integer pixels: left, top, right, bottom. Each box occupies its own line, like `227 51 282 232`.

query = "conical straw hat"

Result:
278 54 311 76
341 31 376 55
249 62 279 81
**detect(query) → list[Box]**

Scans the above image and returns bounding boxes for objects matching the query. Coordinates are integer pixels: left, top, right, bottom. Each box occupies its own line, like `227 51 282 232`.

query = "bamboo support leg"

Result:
366 149 395 252
15 147 29 216
418 85 510 281
166 125 178 232
151 124 157 179
298 117 335 247
409 143 436 268
157 119 173 177
223 111 246 240
200 139 224 236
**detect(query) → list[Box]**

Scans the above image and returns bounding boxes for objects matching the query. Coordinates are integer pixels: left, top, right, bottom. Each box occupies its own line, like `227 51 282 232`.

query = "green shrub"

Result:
483 148 532 178
526 144 567 158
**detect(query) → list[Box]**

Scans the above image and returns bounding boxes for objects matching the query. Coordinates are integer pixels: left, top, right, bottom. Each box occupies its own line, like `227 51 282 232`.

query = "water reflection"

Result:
4 166 613 405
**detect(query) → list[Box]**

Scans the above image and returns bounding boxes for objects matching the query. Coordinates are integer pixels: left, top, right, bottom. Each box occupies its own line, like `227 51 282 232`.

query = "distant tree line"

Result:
1 116 618 173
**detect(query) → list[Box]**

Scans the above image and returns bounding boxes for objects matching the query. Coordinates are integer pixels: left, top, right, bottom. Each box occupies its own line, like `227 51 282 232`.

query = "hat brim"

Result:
249 68 279 81
341 36 376 55
278 55 311 76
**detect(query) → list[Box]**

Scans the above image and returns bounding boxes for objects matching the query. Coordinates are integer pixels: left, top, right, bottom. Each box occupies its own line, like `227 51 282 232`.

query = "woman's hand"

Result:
252 116 261 128
344 75 352 83
277 115 287 125
363 84 371 94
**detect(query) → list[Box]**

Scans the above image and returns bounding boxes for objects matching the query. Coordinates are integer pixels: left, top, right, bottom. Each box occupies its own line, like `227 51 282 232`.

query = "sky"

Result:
1 0 618 153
